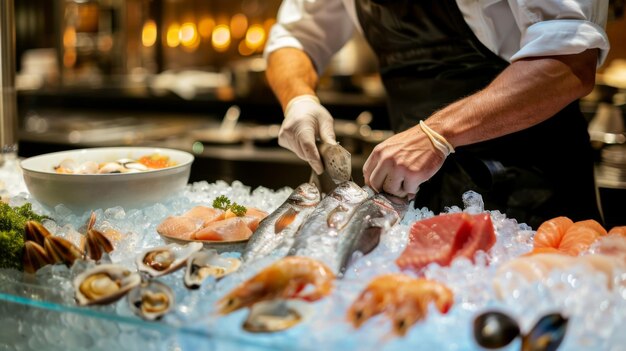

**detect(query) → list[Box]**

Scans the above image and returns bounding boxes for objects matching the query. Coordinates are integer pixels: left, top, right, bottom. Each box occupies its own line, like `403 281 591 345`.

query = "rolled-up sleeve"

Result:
508 0 610 66
264 0 355 75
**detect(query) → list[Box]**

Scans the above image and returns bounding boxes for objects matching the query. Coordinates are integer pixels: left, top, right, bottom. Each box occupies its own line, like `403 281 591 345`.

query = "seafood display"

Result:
4 169 626 351
243 183 321 262
347 274 453 336
396 213 496 273
54 154 177 174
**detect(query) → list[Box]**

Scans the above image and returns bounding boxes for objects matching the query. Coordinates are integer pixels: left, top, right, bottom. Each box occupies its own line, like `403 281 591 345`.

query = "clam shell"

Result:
184 250 242 289
23 241 51 274
24 220 52 246
127 280 174 321
242 299 307 333
74 264 142 306
136 242 203 278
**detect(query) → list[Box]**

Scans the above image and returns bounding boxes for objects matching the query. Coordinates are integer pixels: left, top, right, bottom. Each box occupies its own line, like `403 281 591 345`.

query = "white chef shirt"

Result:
264 0 611 75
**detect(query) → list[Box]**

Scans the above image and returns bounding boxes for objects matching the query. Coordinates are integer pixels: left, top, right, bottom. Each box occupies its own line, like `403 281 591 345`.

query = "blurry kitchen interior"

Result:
11 0 626 226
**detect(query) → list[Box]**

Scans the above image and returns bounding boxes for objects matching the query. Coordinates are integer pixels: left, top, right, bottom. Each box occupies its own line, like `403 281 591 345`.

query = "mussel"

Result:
127 280 174 321
74 264 142 306
521 313 568 351
136 242 203 277
184 250 241 289
473 311 521 349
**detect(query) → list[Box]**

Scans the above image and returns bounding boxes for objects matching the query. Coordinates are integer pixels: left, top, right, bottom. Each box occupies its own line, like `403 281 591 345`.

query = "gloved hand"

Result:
278 95 336 174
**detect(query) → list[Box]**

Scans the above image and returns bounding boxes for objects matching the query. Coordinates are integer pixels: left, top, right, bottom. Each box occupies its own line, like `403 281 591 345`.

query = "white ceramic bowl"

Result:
20 147 194 212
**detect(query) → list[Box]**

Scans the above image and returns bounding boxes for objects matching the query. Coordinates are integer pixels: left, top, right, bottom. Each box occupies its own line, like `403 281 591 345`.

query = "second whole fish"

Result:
287 181 369 263
243 183 321 262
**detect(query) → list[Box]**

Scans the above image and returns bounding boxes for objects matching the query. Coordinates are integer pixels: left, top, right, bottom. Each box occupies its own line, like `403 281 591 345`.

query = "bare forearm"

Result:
266 48 320 111
427 49 598 147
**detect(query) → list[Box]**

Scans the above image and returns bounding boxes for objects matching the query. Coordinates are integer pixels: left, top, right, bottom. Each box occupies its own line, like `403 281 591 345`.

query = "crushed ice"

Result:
0 162 624 350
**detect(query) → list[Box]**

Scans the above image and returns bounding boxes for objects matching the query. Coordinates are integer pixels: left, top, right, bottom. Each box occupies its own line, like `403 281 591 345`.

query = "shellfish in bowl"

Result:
136 242 203 278
73 264 142 306
184 250 242 289
127 280 175 321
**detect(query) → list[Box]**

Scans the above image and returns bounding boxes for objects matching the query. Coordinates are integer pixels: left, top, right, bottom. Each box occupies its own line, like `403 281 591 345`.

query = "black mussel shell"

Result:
522 313 568 351
473 311 521 349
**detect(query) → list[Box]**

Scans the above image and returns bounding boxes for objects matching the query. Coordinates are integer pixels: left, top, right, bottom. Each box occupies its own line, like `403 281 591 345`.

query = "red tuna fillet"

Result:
454 213 496 262
396 212 496 273
396 213 472 272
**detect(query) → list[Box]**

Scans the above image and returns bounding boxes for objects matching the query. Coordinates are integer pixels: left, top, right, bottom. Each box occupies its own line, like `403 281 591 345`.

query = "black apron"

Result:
354 0 602 228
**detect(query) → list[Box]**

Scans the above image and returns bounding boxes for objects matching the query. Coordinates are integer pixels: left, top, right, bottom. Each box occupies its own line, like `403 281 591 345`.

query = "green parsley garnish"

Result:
212 195 231 211
212 195 247 216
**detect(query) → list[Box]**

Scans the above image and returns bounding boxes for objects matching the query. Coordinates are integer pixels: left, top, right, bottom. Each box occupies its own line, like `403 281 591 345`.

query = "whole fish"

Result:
287 181 369 259
334 193 406 276
243 183 321 262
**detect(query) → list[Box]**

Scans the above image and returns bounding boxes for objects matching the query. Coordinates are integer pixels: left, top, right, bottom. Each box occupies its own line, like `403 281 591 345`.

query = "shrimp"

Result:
216 256 335 314
347 274 454 336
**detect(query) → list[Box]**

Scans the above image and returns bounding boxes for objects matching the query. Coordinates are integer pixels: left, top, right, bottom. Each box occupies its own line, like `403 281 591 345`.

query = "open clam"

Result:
184 250 242 289
136 242 203 278
242 299 308 333
74 264 142 306
127 280 174 321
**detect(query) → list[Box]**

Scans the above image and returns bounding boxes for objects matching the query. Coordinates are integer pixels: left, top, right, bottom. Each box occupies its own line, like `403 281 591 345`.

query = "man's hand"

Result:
279 95 337 174
363 124 445 198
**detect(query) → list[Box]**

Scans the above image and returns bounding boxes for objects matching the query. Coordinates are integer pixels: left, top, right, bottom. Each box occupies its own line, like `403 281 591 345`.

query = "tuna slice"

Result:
396 212 496 273
395 213 472 272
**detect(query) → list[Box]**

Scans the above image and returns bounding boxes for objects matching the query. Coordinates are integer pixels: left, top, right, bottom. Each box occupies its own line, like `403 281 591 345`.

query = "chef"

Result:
264 0 610 228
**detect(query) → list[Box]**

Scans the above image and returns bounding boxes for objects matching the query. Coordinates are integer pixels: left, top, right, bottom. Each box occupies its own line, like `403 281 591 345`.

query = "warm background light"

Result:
179 22 199 50
212 24 231 51
230 13 248 39
166 22 181 47
198 17 215 38
142 20 157 47
245 24 265 50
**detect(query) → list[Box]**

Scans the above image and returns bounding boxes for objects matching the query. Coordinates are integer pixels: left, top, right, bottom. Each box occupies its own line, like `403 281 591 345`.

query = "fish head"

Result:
289 183 322 207
330 181 369 204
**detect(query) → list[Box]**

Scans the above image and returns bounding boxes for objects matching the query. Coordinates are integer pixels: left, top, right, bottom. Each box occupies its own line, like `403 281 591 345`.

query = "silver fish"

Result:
334 193 405 276
243 183 321 262
288 181 369 258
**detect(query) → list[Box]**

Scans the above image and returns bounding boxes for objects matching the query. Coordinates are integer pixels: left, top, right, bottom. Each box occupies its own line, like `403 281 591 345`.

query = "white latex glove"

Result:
278 95 336 174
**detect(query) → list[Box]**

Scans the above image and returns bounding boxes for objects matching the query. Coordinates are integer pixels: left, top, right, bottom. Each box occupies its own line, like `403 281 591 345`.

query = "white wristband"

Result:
419 120 455 157
284 95 320 115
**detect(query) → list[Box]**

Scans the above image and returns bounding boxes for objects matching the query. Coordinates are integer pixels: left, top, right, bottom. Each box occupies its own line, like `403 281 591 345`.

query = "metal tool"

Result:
309 142 352 194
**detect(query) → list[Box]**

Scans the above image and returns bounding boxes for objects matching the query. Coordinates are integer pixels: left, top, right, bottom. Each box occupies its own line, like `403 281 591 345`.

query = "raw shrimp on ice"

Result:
347 274 453 336
217 256 335 314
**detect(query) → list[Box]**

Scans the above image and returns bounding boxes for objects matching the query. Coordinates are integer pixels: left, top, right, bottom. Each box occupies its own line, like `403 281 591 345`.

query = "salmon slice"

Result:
193 217 253 241
455 213 496 262
156 216 201 240
533 216 573 250
524 247 563 256
183 206 225 225
396 213 472 272
224 207 269 220
608 226 626 237
559 219 605 256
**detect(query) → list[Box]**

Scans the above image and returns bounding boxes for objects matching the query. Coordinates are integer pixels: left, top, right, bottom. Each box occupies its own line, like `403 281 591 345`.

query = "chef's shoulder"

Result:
459 0 610 66
264 0 356 75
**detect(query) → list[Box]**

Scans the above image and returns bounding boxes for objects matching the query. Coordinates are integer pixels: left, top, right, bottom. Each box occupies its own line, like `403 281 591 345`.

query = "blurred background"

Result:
7 0 626 225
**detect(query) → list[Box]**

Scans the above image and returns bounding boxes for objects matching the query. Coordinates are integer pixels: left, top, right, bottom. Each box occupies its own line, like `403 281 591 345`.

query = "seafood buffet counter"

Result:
1 158 626 351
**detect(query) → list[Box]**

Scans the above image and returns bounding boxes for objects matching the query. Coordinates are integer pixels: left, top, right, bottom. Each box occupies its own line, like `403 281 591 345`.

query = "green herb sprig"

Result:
212 195 247 217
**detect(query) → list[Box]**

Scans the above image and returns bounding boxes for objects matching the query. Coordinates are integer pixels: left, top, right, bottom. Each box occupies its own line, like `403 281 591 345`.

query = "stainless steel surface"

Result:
1 0 18 162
